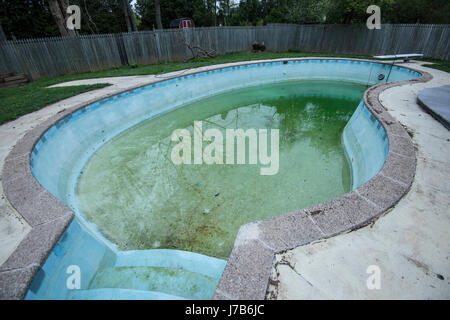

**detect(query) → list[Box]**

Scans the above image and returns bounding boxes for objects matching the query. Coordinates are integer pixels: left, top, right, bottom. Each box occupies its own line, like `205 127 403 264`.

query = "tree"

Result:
0 0 59 39
1 0 449 40
47 0 77 36
263 0 330 24
237 0 262 26
128 1 138 31
387 0 450 24
155 0 163 29
0 23 6 42
218 0 234 26
325 0 397 24
136 0 219 29
122 0 138 32
48 0 68 36
76 0 128 34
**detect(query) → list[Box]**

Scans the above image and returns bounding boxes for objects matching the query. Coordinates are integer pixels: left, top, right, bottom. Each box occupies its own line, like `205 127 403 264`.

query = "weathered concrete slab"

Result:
417 85 450 130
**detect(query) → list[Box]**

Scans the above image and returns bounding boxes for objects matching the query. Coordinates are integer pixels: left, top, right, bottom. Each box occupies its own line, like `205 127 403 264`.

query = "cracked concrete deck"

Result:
267 63 450 300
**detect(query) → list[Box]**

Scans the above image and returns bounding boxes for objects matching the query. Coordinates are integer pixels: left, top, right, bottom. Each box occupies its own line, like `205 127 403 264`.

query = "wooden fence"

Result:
0 24 448 80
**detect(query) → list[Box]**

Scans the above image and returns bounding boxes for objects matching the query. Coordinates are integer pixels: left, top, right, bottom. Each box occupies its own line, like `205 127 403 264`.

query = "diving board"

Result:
374 53 423 62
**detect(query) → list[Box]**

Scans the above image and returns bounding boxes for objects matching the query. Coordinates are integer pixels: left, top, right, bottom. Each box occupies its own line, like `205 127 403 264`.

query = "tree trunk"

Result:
58 0 77 36
48 0 68 36
155 0 163 29
125 0 138 31
122 0 132 32
0 24 6 42
214 0 217 26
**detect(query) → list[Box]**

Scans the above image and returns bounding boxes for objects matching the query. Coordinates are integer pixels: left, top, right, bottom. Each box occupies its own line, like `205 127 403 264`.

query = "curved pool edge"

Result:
0 58 432 300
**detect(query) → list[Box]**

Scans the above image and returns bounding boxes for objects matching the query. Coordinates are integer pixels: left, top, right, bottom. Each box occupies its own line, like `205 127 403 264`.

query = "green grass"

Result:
419 58 450 73
0 81 110 125
0 50 443 125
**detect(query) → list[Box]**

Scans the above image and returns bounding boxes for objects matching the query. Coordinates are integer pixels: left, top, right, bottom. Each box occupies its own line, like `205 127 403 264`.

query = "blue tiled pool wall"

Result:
27 60 420 299
342 101 389 189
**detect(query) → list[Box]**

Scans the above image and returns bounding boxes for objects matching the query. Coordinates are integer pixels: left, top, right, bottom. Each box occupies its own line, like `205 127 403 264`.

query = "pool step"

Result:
69 288 186 300
87 266 220 300
65 249 227 300
115 249 227 280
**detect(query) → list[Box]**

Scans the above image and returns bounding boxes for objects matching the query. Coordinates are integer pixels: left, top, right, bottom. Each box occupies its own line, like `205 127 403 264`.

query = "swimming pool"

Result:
24 59 421 300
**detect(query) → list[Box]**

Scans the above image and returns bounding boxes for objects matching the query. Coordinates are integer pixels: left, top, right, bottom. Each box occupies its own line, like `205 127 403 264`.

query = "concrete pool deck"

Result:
0 58 447 299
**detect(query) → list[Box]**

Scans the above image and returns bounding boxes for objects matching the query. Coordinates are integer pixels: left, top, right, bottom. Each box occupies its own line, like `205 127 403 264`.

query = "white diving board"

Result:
373 53 424 62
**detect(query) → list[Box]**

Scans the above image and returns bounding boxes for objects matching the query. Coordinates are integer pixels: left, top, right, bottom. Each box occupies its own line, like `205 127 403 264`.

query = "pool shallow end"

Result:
24 219 226 300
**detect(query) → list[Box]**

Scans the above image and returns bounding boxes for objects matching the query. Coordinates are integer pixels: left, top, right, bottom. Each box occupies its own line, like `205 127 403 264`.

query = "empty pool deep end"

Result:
0 58 429 300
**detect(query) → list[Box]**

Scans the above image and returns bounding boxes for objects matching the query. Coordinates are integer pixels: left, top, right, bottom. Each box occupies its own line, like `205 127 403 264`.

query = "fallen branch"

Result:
177 29 217 62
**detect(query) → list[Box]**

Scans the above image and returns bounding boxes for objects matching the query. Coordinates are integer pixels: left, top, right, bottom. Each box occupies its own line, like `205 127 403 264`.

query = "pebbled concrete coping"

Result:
0 58 432 300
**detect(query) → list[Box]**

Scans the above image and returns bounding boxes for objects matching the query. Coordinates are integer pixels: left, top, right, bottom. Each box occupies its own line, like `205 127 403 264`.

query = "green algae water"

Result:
76 80 366 259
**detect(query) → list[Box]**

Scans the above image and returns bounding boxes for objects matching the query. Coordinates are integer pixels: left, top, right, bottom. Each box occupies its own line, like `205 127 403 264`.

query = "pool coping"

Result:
0 58 432 299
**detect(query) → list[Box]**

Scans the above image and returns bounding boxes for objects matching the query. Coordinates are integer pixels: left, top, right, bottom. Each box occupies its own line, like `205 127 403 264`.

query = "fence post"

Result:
154 30 162 63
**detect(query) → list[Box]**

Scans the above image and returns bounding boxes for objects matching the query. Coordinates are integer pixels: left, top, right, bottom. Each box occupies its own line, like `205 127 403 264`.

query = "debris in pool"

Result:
203 208 210 214
215 193 220 197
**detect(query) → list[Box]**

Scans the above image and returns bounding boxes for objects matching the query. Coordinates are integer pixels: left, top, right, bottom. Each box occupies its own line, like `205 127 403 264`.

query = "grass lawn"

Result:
0 82 109 125
418 58 450 73
0 50 443 125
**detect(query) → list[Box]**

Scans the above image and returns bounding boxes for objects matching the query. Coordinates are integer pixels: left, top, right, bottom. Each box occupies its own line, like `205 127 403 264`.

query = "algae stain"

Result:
76 80 365 259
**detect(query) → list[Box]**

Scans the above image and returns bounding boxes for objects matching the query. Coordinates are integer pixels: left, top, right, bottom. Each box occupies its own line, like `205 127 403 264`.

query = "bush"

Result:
288 47 302 53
